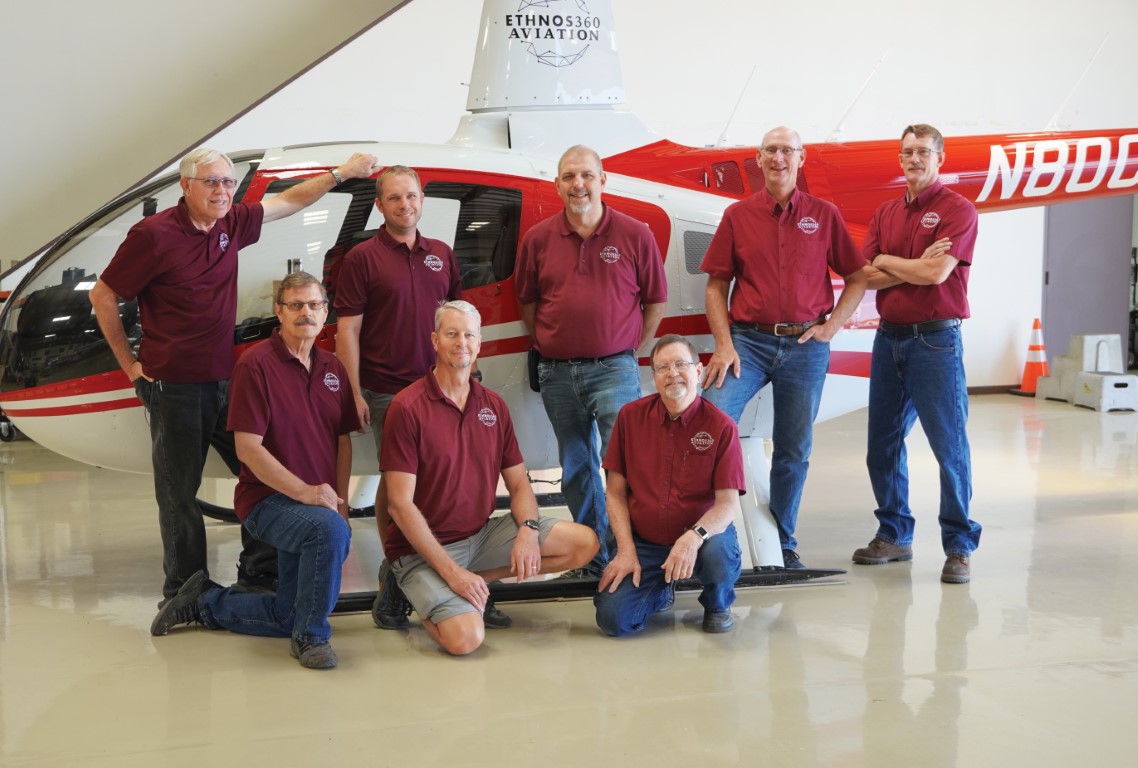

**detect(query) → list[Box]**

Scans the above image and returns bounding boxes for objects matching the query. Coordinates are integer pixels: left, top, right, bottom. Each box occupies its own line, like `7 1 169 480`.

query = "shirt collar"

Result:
760 186 802 217
651 392 703 427
906 180 944 209
556 203 612 238
376 224 422 253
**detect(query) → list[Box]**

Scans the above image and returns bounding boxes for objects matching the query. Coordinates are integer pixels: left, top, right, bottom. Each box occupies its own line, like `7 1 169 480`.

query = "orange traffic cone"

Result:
1010 318 1048 396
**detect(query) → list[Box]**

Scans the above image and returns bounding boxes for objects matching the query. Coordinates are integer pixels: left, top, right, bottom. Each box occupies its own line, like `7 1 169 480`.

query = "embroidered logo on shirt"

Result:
600 246 621 264
219 232 230 251
691 431 714 451
797 217 819 235
323 373 341 392
921 211 941 228
478 407 498 427
424 254 444 272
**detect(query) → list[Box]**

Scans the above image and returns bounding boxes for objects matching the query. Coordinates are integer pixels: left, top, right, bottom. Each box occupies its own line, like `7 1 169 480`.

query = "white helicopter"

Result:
2 0 1136 588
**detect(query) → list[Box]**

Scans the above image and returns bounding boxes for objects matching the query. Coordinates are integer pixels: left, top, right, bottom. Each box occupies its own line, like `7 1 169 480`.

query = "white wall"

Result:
6 0 1138 386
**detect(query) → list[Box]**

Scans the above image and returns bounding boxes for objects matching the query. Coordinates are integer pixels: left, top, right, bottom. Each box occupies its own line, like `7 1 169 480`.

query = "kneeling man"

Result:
595 334 745 636
150 272 357 670
382 300 598 655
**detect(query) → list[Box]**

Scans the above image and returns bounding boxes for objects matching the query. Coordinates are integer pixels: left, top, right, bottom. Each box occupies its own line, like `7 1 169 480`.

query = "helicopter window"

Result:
422 182 523 290
712 162 744 195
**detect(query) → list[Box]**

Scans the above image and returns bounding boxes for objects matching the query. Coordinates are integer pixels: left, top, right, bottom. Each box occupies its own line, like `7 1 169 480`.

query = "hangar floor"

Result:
0 394 1135 767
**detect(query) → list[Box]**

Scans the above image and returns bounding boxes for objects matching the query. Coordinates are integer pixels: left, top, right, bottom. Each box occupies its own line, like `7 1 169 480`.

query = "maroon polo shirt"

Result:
334 226 461 394
514 205 667 359
863 181 977 323
700 188 864 324
100 198 264 382
603 394 746 546
228 330 361 520
380 370 524 561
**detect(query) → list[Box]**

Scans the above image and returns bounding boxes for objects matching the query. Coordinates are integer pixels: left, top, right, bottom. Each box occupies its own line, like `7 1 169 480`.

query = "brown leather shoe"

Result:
941 554 971 583
852 538 913 565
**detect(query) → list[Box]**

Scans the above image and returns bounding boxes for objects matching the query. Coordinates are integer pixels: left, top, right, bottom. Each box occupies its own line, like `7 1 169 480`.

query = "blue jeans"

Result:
537 352 641 570
135 379 277 600
594 524 742 637
200 494 351 645
702 326 829 551
866 326 981 556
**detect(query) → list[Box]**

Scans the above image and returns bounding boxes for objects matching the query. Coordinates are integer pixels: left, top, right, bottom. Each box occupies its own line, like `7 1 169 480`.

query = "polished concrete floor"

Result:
1 394 1135 767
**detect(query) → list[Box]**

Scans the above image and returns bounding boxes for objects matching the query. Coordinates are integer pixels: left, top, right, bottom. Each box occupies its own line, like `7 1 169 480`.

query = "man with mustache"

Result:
90 147 377 604
700 126 867 569
853 123 982 583
150 272 358 670
514 144 668 578
595 334 746 636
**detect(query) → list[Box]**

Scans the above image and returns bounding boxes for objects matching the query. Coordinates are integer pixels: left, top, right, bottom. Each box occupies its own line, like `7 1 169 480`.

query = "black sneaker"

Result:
290 637 338 669
372 560 412 630
555 567 599 580
234 565 278 593
483 598 512 629
702 609 735 633
151 570 208 636
782 549 806 570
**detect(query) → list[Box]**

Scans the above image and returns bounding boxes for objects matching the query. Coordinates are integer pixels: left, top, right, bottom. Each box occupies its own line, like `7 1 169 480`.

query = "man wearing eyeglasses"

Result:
699 126 867 570
514 145 668 579
852 124 982 584
594 334 745 636
331 165 471 631
90 146 377 605
150 272 358 669
380 300 599 655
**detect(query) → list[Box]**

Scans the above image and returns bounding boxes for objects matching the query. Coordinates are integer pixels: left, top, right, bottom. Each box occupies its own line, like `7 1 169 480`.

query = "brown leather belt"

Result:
735 317 825 337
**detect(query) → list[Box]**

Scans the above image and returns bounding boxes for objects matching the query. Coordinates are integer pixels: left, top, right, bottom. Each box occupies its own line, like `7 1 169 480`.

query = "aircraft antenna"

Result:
716 65 757 147
827 50 889 143
1044 32 1109 131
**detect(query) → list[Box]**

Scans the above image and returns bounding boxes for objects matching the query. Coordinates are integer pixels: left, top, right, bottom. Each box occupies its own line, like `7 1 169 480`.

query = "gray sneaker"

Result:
852 538 914 565
151 570 208 636
372 560 412 630
290 637 338 669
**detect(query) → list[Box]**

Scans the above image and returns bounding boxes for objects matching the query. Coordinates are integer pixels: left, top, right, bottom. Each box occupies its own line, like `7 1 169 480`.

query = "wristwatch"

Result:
520 519 540 532
329 168 344 186
690 525 710 542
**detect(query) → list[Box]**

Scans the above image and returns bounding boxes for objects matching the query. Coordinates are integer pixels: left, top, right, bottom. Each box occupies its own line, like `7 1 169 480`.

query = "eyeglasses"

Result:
653 360 697 375
278 300 328 312
899 148 939 158
187 176 239 190
760 146 803 157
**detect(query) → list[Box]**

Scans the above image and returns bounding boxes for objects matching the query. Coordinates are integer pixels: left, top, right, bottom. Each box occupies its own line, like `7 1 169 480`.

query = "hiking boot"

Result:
290 637 338 669
151 570 208 636
852 538 914 565
702 609 735 633
483 598 512 629
782 549 806 570
941 554 971 584
372 560 412 630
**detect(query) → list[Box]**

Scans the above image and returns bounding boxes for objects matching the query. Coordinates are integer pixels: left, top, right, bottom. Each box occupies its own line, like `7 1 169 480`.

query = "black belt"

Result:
543 350 633 365
879 318 961 337
735 317 825 337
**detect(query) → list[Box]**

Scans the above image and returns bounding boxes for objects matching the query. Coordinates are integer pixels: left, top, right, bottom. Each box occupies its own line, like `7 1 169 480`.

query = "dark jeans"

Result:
200 493 351 644
135 379 277 600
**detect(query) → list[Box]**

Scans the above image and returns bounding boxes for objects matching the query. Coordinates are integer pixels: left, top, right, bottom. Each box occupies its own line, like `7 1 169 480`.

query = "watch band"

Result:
691 525 709 541
521 519 540 531
329 169 343 186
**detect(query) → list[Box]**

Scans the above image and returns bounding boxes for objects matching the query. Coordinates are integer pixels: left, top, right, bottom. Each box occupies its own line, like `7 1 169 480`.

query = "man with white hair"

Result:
90 146 377 604
381 300 599 655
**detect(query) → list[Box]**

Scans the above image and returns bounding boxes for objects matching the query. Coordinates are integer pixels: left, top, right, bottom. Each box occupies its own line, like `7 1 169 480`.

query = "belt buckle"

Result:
773 323 797 337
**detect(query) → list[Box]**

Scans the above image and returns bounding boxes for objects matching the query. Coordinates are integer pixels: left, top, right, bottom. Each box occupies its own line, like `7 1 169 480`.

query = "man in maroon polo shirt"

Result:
332 164 470 631
853 123 982 583
150 272 358 670
514 144 668 578
699 125 867 570
90 146 377 604
595 334 746 636
381 300 598 655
